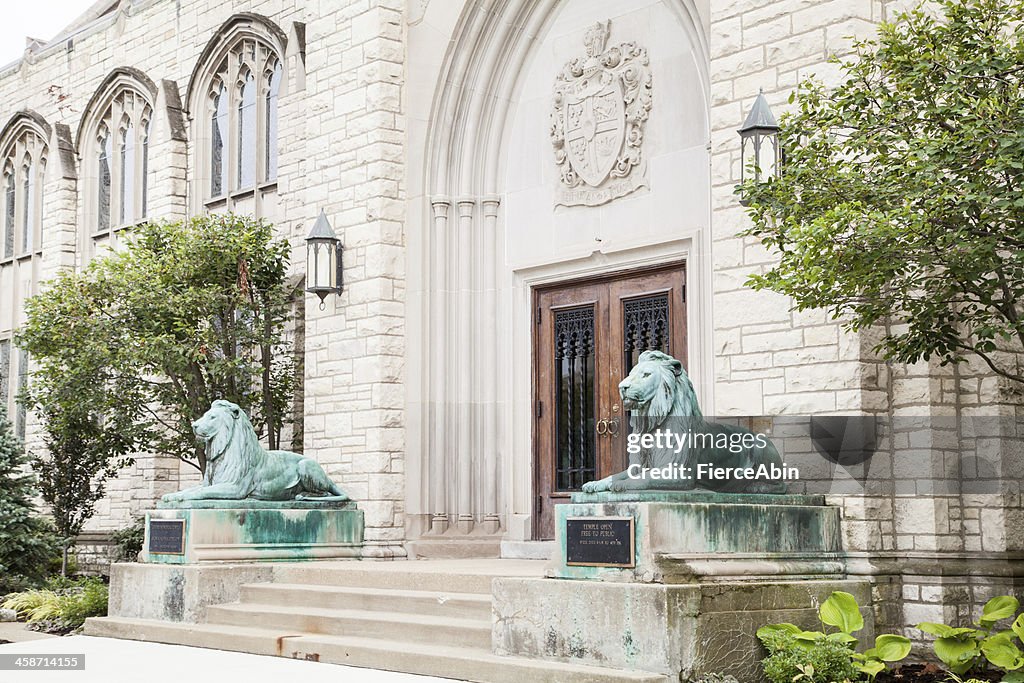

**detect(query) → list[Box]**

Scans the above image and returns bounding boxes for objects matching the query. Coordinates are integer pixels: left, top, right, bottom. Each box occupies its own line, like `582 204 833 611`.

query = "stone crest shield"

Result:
551 21 652 207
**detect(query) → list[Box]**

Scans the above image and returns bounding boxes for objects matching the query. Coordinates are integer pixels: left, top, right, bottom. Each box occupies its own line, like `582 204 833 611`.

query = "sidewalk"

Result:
0 634 448 683
0 622 59 643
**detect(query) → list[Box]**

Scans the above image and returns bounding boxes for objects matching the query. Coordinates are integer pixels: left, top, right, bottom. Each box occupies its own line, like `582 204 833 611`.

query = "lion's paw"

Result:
581 479 609 493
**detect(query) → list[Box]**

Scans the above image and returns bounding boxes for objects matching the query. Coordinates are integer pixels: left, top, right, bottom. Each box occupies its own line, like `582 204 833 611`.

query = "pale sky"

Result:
0 2 96 67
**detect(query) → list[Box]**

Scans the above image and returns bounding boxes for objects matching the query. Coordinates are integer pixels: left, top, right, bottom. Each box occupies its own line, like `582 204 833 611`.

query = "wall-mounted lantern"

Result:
305 210 343 310
738 89 781 184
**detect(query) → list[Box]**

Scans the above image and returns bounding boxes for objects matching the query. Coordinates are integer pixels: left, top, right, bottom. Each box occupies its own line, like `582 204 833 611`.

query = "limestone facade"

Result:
0 0 1019 641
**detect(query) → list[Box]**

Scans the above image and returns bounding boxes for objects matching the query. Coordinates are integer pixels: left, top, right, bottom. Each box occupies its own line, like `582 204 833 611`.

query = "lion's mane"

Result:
204 400 265 492
628 350 703 434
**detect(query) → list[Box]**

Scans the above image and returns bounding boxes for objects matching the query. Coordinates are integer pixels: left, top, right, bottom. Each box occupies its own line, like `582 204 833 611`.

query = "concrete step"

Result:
239 583 492 620
84 616 669 683
205 602 492 649
270 559 545 595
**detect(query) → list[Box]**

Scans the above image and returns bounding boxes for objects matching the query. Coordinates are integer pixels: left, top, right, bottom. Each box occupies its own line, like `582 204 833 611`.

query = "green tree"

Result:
18 213 297 481
737 0 1024 385
0 403 60 592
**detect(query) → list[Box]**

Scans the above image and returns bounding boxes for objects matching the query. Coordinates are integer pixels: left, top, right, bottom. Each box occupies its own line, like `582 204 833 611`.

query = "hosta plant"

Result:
917 595 1024 681
757 591 912 682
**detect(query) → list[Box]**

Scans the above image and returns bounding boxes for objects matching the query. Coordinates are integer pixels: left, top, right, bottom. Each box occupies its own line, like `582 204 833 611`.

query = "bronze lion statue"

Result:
582 350 787 494
161 399 349 503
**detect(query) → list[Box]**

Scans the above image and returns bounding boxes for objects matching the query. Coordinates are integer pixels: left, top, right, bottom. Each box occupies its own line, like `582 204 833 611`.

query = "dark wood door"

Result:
533 265 687 540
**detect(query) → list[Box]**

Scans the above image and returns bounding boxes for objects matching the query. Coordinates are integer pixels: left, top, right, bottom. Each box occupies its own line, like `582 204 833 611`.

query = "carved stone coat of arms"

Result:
550 21 652 207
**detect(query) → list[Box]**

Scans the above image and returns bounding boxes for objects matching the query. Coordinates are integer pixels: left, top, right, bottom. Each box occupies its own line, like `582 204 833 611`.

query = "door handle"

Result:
596 419 608 436
607 418 619 437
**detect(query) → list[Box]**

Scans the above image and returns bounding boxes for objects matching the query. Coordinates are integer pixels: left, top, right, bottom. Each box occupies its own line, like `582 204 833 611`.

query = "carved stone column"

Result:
480 195 502 533
428 196 450 535
455 197 476 534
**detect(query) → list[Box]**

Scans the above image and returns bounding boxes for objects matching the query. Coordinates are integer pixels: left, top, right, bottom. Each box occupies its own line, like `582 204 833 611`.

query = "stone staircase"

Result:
85 560 668 682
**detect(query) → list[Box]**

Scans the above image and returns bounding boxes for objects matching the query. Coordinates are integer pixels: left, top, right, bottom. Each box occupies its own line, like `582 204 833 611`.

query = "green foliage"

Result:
693 674 739 683
17 213 297 511
757 591 911 682
918 595 1024 678
0 403 61 593
1 577 108 635
737 0 1024 385
760 629 861 683
110 518 145 562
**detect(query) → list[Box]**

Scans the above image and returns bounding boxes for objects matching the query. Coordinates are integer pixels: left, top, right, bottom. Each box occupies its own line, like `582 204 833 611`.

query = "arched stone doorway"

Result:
405 0 712 553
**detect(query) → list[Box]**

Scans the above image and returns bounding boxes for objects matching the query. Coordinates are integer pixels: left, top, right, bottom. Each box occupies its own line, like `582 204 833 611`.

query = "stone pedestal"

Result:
142 500 364 564
549 491 845 582
493 492 871 682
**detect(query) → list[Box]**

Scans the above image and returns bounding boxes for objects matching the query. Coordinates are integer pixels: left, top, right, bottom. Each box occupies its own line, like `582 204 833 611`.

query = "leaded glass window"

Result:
20 160 33 254
237 72 256 189
141 119 150 217
89 87 151 243
2 170 12 259
265 61 281 181
120 123 136 225
202 36 282 207
211 84 227 197
98 129 111 231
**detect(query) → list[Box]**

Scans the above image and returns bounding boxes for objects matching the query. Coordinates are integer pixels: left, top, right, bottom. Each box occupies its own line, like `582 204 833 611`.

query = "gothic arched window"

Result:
82 81 152 258
0 130 45 260
192 21 284 216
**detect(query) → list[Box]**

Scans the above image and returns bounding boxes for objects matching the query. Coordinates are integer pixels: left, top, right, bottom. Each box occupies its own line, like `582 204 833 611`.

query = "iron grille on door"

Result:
554 306 596 490
623 294 670 370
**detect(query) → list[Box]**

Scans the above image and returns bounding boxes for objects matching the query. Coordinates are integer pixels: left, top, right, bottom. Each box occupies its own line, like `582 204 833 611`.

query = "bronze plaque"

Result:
565 516 635 567
148 519 186 555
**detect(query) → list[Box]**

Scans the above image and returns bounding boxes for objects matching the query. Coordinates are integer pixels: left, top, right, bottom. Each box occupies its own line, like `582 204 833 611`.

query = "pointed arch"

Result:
184 13 287 113
0 110 50 158
187 13 287 213
407 0 712 541
77 67 155 259
74 67 157 152
0 110 48 261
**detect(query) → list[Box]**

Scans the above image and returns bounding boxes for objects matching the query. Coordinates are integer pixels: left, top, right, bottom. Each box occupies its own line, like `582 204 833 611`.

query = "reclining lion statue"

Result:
582 350 787 494
162 399 349 503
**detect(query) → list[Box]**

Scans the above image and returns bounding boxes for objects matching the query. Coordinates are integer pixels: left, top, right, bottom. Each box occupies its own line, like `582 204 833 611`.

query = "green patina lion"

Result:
582 350 786 494
161 399 349 503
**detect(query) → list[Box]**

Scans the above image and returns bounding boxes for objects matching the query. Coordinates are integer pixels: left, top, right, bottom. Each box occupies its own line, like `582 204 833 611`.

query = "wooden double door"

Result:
532 264 687 540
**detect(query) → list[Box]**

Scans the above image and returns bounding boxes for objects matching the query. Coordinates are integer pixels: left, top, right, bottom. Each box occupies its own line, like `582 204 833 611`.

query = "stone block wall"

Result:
0 0 407 551
709 0 887 417
709 0 1024 641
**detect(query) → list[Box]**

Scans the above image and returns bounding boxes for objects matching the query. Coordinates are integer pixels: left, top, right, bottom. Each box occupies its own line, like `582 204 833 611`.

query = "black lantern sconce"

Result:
738 89 781 184
305 210 343 310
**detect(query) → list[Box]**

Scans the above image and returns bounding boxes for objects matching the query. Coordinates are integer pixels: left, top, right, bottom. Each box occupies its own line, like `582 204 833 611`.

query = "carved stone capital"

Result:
456 197 476 218
481 195 501 218
429 195 450 219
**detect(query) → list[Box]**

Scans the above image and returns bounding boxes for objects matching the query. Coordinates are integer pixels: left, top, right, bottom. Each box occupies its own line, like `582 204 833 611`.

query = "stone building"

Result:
0 0 1020 643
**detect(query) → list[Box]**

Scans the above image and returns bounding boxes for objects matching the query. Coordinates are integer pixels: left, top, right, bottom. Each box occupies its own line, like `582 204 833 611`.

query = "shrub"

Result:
760 629 861 683
1 577 108 635
110 519 144 562
0 404 61 593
